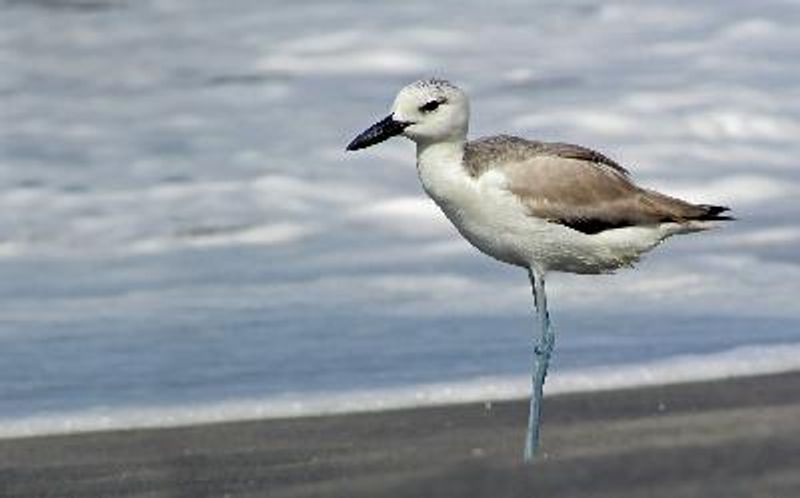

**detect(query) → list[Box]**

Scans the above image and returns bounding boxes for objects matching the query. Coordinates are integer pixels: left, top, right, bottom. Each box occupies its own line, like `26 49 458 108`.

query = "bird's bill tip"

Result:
346 115 409 152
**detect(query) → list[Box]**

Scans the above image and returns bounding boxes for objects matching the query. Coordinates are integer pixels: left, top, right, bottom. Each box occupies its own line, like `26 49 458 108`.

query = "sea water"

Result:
1 0 799 438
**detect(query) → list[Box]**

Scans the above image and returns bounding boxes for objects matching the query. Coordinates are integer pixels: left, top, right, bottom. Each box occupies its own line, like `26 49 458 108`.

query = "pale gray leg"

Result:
523 266 555 462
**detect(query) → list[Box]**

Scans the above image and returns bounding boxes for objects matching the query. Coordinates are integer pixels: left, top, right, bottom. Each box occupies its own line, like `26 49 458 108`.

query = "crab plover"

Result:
346 79 732 462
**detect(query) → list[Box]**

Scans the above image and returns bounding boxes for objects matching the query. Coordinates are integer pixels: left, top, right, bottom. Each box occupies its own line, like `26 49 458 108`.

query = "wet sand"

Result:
2 371 799 497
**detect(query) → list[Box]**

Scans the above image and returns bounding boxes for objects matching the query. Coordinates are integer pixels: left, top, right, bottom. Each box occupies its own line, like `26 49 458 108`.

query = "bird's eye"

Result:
419 100 442 113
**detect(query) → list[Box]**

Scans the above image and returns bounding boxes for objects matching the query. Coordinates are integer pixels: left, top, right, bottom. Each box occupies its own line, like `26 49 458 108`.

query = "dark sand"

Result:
2 372 800 498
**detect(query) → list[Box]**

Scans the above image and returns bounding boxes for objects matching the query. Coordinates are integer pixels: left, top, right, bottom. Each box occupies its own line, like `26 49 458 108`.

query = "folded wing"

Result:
465 135 731 235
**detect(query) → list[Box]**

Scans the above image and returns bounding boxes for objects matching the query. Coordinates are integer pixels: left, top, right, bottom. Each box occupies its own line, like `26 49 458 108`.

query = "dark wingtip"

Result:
697 204 736 221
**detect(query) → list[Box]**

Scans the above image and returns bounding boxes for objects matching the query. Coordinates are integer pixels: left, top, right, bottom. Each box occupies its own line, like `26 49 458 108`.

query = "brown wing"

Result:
465 136 730 234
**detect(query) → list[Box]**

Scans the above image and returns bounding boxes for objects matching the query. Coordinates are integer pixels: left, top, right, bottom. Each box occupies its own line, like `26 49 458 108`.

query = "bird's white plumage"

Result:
416 139 680 273
372 79 719 274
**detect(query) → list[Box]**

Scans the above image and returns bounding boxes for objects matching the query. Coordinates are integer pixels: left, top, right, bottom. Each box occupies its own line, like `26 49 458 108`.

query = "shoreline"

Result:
4 340 800 441
2 370 799 497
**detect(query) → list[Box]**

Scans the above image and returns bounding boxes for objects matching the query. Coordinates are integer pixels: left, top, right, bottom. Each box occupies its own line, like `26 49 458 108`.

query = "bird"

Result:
345 78 733 462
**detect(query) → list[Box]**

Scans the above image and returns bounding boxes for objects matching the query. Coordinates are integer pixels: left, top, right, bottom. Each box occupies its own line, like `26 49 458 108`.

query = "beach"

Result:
2 370 798 497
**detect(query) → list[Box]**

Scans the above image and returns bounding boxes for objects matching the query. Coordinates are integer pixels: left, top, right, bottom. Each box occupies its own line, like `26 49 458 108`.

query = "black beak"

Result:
346 114 410 151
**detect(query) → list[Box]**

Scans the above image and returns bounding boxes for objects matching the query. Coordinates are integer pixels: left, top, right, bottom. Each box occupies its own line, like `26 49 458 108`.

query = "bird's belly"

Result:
452 207 649 273
427 183 584 270
453 210 605 271
428 185 642 273
448 210 533 267
418 163 648 273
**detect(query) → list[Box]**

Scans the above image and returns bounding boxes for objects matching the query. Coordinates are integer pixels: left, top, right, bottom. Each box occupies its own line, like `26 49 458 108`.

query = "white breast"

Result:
417 149 552 268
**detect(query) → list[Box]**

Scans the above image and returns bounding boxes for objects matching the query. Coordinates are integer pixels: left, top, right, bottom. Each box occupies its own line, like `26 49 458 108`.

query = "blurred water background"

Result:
1 0 799 436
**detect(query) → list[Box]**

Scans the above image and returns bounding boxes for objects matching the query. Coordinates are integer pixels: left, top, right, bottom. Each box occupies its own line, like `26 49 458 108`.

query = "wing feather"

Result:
465 135 729 234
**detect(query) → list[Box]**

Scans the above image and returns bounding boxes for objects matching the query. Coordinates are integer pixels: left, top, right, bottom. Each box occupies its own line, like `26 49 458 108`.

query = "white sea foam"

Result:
130 222 317 253
513 103 800 143
716 226 800 247
258 49 429 75
348 197 449 236
258 27 461 76
1 343 798 440
654 174 799 206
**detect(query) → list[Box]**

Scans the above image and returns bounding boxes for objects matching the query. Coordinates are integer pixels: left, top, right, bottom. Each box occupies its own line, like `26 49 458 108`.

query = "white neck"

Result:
416 139 465 171
414 138 472 208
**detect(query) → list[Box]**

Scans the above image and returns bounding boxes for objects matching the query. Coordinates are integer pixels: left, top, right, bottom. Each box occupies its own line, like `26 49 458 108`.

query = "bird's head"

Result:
346 79 470 151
